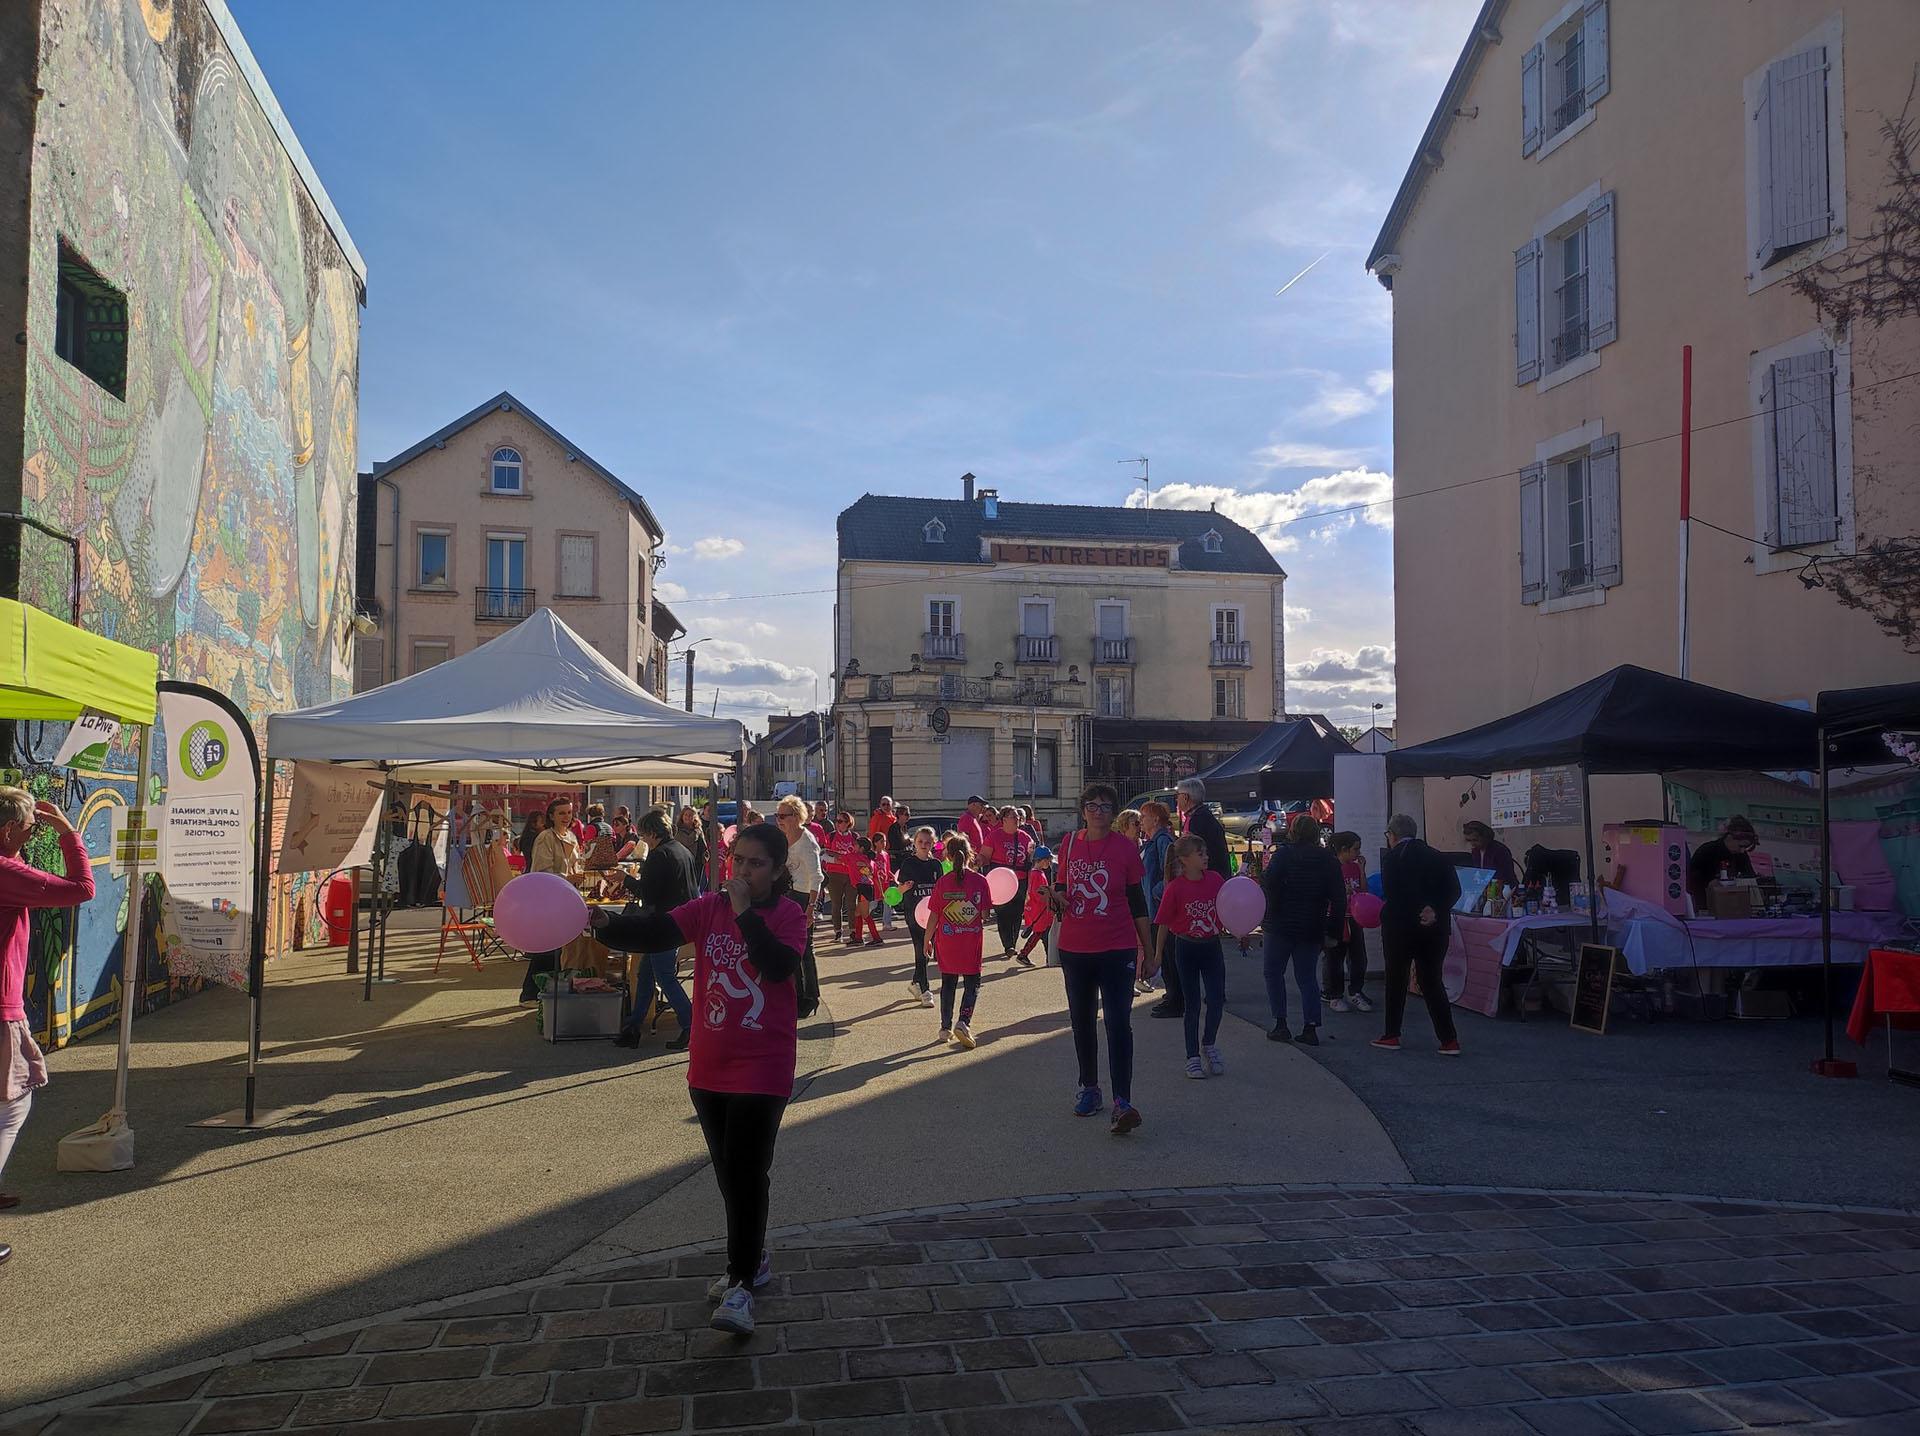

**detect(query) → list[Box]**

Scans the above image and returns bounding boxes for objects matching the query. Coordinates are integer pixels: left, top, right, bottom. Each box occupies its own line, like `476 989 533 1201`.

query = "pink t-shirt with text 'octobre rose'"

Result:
1155 870 1226 940
671 892 809 1098
1055 831 1145 954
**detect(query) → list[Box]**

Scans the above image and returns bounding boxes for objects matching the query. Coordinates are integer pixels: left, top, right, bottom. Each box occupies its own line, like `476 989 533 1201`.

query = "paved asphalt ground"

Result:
1216 945 1920 1211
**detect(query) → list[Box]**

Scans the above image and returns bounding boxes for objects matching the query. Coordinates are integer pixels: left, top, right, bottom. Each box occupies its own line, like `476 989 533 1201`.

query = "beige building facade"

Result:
1372 0 1920 836
355 392 668 692
833 479 1284 830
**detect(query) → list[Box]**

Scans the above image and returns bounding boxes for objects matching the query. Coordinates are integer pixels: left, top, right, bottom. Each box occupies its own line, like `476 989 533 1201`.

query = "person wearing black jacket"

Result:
1374 814 1462 1054
614 810 699 1050
1155 779 1232 1019
1259 815 1345 1045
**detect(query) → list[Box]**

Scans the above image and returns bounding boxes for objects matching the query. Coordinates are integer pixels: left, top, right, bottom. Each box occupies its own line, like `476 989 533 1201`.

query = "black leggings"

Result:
790 892 821 1006
993 892 1024 954
1060 947 1137 1104
907 918 929 988
689 1088 789 1284
940 972 980 1029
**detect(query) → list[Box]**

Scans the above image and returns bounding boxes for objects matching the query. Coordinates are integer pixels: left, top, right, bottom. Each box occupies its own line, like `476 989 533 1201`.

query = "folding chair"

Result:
436 841 511 972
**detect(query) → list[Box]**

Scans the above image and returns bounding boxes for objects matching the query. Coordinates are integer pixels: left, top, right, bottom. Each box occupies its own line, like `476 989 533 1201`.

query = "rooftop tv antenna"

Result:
1119 456 1149 507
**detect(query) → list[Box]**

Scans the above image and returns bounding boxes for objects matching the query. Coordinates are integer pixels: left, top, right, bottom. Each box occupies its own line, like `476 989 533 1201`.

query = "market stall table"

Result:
1448 912 1592 1016
1847 948 1920 1087
1602 890 1911 975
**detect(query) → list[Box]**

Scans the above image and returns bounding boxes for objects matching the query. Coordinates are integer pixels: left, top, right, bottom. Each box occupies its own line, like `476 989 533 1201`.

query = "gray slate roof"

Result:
369 391 663 539
837 495 1285 576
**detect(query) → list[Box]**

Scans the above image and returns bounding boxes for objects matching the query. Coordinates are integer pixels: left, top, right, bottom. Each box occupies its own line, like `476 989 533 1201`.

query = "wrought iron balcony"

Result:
1015 634 1058 664
840 670 1088 710
920 631 966 662
1552 320 1588 366
1093 636 1134 665
1209 639 1251 668
476 586 535 622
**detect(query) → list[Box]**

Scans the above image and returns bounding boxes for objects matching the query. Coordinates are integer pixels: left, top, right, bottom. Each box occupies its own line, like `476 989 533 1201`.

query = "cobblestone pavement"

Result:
9 1186 1920 1435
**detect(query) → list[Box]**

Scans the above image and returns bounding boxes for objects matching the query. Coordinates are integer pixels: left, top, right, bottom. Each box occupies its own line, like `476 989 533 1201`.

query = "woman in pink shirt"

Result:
592 822 807 1339
0 788 96 1258
985 806 1034 960
1051 782 1151 1135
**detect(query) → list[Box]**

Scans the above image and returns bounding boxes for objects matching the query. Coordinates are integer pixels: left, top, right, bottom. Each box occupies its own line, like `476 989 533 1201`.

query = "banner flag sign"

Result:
109 805 160 877
158 688 260 988
55 711 120 770
276 762 383 874
1490 765 1583 828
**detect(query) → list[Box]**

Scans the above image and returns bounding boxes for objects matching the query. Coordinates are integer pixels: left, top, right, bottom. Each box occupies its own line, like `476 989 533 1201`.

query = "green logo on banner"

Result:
181 720 229 782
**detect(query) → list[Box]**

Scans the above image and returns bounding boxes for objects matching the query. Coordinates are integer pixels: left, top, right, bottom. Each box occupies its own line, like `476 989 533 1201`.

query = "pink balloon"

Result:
985 867 1020 906
1349 892 1384 930
494 872 590 952
722 824 738 846
914 896 932 927
1216 875 1265 937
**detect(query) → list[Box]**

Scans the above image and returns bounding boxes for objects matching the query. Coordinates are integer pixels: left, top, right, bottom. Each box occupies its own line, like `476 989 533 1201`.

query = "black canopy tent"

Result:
1813 682 1920 1075
1195 715 1354 803
1387 665 1823 938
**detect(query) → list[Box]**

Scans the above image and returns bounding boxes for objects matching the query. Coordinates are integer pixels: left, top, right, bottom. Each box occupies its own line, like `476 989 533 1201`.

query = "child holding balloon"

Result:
1014 847 1055 966
1323 831 1374 1013
927 833 993 1048
1153 834 1229 1079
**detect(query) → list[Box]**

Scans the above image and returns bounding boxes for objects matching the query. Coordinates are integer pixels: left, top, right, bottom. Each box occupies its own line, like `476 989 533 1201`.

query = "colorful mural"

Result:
12 0 363 1042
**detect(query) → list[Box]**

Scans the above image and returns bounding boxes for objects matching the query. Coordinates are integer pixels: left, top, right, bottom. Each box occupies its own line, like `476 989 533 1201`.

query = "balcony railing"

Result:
476 586 535 622
1015 634 1058 664
1551 320 1589 366
841 670 1088 711
1210 639 1251 667
920 631 966 662
1093 636 1134 665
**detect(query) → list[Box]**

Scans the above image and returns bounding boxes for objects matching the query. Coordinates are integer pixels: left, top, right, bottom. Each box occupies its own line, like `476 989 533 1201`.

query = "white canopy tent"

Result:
268 608 747 784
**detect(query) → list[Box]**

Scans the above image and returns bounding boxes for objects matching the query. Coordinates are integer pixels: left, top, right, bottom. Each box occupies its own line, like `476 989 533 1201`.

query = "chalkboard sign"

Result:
1571 943 1617 1035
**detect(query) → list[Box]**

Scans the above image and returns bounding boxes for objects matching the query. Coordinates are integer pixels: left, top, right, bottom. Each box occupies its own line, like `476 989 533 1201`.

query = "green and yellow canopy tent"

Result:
0 597 163 1169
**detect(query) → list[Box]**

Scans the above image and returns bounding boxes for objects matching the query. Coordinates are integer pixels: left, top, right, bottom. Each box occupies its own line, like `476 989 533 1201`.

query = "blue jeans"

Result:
1060 948 1137 1104
625 949 691 1034
1264 937 1324 1031
1174 937 1226 1058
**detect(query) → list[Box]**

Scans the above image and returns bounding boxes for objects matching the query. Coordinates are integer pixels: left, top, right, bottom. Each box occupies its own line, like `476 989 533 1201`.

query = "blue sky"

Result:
236 0 1480 729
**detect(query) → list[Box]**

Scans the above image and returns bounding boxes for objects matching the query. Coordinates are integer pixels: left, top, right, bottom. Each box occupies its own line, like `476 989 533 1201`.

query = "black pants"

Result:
1381 926 1457 1044
1322 930 1368 1000
1060 948 1136 1104
906 917 929 988
690 1087 789 1284
520 949 557 1002
1153 923 1183 1006
790 892 821 1006
993 892 1023 955
940 972 980 1029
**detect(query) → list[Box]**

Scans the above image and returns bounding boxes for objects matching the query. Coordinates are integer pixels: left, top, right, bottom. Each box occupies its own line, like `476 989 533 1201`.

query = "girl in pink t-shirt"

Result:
927 834 993 1049
1153 834 1229 1080
1051 783 1151 1135
593 822 808 1341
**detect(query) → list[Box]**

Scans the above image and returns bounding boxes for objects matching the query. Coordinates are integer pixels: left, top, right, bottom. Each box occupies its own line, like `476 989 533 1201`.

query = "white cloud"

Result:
1129 469 1393 553
1284 603 1312 629
697 638 816 688
693 536 746 560
1251 441 1377 472
1289 644 1395 685
701 615 779 640
655 580 689 602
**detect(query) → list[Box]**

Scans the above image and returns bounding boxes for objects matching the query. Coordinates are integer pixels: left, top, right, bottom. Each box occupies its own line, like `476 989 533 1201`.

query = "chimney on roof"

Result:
978 487 998 520
961 472 975 502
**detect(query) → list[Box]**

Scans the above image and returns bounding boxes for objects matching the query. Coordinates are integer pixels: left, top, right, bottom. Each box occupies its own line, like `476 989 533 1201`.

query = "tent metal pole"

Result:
366 775 396 1001
1810 732 1855 1077
111 723 156 1119
245 757 276 1126
1581 766 1599 942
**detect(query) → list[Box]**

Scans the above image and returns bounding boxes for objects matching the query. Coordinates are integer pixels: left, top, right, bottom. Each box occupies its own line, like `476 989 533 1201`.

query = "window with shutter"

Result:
1582 1 1610 106
1586 192 1617 348
1515 240 1543 384
1587 433 1622 587
1756 47 1832 267
1519 463 1546 605
1768 350 1839 548
559 535 595 596
1521 44 1545 156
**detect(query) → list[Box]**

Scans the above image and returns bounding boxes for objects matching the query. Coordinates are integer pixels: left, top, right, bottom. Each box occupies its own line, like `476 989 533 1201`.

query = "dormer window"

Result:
1200 529 1223 554
923 519 946 544
491 447 524 493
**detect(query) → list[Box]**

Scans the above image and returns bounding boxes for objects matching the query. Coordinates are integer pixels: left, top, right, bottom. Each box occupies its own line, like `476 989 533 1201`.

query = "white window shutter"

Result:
1522 44 1545 156
1587 191 1617 349
1764 48 1832 260
1515 239 1543 384
1520 463 1547 604
1770 351 1839 547
1752 81 1775 268
1589 434 1622 587
559 534 594 595
1582 0 1610 105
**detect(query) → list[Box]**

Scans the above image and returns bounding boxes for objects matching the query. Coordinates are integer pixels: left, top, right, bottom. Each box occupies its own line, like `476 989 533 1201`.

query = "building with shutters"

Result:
831 476 1285 832
354 392 669 692
1369 0 1920 832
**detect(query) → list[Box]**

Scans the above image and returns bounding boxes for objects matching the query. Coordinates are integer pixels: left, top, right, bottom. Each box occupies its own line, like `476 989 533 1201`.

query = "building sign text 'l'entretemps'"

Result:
991 542 1171 568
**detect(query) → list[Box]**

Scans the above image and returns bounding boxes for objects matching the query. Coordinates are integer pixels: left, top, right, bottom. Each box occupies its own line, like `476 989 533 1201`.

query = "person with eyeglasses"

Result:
1052 783 1152 1134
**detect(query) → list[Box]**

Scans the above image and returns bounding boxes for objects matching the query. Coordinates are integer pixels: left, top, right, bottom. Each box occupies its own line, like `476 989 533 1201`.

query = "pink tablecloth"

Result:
1444 914 1592 1016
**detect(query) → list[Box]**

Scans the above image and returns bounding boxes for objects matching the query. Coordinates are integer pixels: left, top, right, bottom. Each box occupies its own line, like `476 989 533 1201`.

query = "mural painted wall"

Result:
7 0 364 1044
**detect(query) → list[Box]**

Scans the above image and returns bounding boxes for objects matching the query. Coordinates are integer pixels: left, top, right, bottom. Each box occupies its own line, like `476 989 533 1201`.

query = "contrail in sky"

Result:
1275 249 1332 297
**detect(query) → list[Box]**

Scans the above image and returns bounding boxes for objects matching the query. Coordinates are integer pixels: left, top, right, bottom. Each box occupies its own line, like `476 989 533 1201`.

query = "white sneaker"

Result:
919 985 935 1008
710 1284 755 1336
1204 1044 1225 1076
1350 992 1374 1013
707 1249 771 1302
1184 1056 1205 1080
907 980 927 1004
1326 997 1351 1013
953 1021 977 1050
938 1028 952 1044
